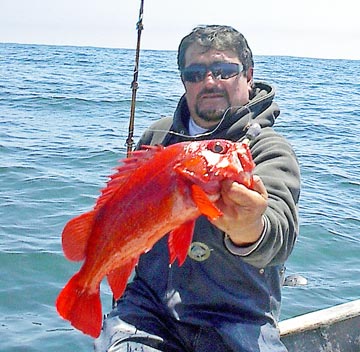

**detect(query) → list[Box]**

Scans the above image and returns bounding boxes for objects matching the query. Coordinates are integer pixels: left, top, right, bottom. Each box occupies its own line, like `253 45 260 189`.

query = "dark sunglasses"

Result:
181 62 243 83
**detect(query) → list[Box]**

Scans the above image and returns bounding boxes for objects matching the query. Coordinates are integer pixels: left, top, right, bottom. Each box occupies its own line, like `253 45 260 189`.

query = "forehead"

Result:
184 43 240 66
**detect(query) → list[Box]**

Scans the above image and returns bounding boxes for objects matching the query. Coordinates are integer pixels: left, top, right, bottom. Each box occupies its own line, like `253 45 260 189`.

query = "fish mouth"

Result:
207 192 221 202
200 181 223 196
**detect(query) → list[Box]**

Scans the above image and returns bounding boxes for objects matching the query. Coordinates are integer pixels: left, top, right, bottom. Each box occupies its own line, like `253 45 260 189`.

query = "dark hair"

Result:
177 25 254 72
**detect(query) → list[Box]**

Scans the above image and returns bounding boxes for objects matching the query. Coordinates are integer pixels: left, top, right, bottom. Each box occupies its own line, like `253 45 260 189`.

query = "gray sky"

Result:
1 0 359 59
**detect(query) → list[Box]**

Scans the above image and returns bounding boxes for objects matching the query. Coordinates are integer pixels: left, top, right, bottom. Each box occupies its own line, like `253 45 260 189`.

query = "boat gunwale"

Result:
279 299 360 336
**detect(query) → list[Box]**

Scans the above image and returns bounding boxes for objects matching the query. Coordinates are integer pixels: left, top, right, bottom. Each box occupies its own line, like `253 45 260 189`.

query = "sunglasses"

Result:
181 62 243 83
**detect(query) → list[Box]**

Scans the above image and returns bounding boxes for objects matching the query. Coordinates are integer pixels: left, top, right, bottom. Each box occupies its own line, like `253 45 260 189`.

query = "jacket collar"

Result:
172 81 279 142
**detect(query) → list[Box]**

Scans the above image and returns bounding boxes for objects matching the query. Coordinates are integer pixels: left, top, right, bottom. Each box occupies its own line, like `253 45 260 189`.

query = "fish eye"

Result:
209 141 227 154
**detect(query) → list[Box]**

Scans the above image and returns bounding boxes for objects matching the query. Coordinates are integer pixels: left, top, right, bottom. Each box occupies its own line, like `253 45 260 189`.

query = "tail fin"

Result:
56 272 102 338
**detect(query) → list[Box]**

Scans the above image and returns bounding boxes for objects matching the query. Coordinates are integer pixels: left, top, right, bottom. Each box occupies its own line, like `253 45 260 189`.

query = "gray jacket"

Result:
117 82 300 351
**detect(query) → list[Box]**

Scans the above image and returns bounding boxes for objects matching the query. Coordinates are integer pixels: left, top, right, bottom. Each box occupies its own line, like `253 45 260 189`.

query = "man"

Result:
95 25 300 351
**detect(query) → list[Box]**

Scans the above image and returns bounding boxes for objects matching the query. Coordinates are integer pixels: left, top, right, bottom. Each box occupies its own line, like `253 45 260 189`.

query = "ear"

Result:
246 68 254 83
246 68 254 96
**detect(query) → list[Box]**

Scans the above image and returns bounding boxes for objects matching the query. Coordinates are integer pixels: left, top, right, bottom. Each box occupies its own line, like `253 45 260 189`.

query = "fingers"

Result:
210 175 268 243
221 175 267 207
252 175 268 200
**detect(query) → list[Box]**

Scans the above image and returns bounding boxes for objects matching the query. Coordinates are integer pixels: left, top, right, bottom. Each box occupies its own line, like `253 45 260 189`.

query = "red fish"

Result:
56 139 255 338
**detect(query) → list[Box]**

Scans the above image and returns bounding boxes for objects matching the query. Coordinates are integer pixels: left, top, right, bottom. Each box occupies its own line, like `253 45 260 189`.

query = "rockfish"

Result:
56 139 255 338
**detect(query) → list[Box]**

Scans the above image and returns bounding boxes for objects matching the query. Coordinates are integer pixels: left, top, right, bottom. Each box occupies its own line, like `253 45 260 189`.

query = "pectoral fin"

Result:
191 184 222 220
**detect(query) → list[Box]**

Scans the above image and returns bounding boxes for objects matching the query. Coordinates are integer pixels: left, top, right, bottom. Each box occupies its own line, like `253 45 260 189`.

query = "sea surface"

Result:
0 43 359 351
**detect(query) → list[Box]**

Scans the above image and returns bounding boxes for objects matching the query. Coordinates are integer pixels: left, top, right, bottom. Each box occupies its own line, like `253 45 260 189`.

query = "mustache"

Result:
198 87 227 97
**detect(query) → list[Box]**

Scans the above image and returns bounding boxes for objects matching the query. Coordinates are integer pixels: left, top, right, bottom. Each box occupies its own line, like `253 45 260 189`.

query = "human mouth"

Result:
198 88 227 101
198 91 227 104
200 93 224 100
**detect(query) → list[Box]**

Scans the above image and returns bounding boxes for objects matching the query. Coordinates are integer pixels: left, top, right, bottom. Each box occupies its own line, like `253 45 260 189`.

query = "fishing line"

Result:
146 104 254 140
118 104 257 150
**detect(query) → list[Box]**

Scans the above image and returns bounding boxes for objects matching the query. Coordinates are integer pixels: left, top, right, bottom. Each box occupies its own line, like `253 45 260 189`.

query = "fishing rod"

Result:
112 0 145 310
126 0 145 157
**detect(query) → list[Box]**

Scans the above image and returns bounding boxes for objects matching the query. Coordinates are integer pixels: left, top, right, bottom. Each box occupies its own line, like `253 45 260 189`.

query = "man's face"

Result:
182 43 253 129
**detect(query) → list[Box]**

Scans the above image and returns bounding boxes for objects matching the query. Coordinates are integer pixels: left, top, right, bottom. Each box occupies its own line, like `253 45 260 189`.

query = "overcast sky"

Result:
1 0 359 60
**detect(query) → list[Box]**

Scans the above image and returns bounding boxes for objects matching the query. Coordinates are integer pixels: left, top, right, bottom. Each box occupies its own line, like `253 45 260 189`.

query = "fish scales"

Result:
56 139 255 337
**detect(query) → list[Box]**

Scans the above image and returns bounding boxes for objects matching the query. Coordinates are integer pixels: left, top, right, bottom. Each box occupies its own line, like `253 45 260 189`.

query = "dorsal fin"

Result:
94 145 164 211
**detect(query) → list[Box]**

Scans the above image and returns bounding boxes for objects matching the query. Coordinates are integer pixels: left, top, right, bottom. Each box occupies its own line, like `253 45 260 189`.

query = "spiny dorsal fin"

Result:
94 145 164 211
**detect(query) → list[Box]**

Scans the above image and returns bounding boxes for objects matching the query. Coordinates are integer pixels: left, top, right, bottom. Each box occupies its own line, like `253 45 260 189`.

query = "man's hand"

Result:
211 175 268 246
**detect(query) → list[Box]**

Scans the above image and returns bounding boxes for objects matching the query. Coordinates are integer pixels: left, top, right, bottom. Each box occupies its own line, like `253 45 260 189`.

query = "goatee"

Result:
195 87 229 122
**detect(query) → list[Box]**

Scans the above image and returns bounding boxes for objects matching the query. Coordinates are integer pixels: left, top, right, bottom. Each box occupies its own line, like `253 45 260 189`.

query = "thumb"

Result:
252 175 268 200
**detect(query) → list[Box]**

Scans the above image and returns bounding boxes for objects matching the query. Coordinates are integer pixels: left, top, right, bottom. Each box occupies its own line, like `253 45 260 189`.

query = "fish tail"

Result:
56 272 102 338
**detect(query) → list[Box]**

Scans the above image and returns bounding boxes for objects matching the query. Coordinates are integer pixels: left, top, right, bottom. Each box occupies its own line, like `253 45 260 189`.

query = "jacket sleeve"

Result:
238 127 301 268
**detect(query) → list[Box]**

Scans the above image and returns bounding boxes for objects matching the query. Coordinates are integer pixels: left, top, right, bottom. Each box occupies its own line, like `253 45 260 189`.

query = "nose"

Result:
203 70 219 86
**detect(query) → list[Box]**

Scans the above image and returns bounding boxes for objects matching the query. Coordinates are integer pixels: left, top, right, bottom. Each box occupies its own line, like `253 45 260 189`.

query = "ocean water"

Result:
0 43 359 351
